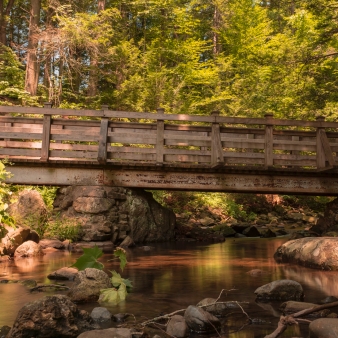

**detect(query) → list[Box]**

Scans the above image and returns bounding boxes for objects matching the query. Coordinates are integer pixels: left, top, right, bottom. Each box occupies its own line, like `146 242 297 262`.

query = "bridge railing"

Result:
0 104 337 171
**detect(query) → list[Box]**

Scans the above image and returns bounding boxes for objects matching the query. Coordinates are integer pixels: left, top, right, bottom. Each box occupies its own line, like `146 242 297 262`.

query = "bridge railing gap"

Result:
0 105 337 173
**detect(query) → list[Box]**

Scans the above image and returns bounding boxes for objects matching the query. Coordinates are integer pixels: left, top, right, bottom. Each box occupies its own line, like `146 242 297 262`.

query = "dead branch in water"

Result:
264 300 338 338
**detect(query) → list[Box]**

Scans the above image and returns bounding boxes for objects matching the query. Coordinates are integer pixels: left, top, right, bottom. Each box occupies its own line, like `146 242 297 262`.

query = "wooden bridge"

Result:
1 104 338 195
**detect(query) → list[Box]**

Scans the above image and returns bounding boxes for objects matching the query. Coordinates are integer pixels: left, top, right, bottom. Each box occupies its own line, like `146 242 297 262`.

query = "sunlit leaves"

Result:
113 247 127 271
71 245 104 270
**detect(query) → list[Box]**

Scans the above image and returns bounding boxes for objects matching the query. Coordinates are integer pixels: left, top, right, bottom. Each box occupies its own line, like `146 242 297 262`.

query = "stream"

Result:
1 237 337 337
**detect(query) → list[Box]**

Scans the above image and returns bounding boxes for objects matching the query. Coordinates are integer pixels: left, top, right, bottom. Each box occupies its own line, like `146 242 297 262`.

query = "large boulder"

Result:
53 186 176 243
67 268 112 302
6 294 98 338
8 190 47 226
14 241 44 258
309 318 338 338
274 237 338 270
184 305 221 333
1 226 39 256
310 198 338 235
254 280 304 301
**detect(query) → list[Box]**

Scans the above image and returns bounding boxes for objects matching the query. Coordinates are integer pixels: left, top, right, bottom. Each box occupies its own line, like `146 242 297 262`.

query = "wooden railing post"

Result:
97 105 109 164
40 102 52 162
316 116 334 170
156 107 165 166
211 111 224 168
264 114 274 168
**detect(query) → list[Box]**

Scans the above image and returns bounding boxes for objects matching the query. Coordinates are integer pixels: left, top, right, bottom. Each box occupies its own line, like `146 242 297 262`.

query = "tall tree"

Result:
25 0 41 95
0 0 15 46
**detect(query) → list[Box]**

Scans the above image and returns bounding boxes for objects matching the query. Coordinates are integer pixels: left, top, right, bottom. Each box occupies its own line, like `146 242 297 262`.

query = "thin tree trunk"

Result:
87 0 105 97
213 5 221 55
25 0 41 95
0 0 15 46
43 6 54 100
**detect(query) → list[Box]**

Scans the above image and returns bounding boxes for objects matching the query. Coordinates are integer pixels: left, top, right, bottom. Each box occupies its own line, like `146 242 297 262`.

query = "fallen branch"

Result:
264 300 338 338
141 289 241 327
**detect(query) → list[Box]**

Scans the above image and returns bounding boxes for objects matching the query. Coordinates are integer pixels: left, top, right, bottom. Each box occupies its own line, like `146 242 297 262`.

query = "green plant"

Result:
45 216 82 241
71 246 132 304
0 161 15 240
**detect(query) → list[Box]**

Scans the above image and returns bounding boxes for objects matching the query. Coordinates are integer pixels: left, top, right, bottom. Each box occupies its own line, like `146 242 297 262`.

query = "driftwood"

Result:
264 300 338 338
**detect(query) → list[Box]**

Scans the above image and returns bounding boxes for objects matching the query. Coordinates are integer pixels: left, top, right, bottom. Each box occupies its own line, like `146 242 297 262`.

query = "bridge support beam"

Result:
5 165 338 195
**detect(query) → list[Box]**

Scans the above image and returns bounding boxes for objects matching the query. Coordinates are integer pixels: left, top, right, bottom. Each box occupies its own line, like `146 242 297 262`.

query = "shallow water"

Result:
1 237 337 337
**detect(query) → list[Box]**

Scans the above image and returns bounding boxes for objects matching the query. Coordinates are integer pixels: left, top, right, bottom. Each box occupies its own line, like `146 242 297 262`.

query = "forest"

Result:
1 0 338 120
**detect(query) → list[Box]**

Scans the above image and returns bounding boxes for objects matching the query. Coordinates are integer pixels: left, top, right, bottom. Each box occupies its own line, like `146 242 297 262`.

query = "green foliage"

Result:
71 245 132 304
44 216 82 242
151 190 257 221
113 247 128 271
34 186 58 211
71 246 104 270
0 161 15 240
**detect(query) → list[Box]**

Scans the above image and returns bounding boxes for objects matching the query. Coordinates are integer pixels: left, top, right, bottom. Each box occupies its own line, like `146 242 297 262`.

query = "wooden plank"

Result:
211 112 224 168
107 135 156 145
156 115 165 165
0 148 41 157
49 143 98 151
220 138 265 149
319 129 335 167
164 154 210 163
0 126 43 133
49 150 97 159
0 132 42 140
316 117 327 169
97 118 109 164
40 115 51 162
107 152 155 161
108 146 155 153
51 134 99 142
265 115 274 167
0 141 42 148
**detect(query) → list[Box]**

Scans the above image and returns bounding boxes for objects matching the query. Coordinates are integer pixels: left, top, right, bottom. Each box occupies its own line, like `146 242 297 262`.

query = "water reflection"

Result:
0 238 337 337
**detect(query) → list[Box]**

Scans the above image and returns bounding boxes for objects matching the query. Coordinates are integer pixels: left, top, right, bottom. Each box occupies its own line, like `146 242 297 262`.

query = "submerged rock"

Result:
7 294 98 338
196 298 241 316
274 237 338 270
184 305 221 333
0 325 10 338
90 307 111 324
77 328 132 338
68 268 112 302
309 318 338 338
39 239 65 250
47 267 78 281
166 315 188 338
254 279 304 301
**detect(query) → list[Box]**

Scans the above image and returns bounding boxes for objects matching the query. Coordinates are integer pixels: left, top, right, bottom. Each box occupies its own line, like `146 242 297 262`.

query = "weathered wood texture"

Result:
0 106 337 172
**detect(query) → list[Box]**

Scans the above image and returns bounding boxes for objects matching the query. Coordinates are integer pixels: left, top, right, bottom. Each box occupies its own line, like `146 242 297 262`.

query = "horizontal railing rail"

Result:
0 104 337 171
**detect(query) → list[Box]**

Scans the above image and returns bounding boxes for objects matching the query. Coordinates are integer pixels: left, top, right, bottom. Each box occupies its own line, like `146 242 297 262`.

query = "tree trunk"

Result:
213 5 221 55
0 0 15 46
43 6 54 101
25 0 41 96
87 0 105 97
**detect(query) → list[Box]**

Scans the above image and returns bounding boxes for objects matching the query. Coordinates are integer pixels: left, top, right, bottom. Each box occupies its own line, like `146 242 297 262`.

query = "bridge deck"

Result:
1 105 338 194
